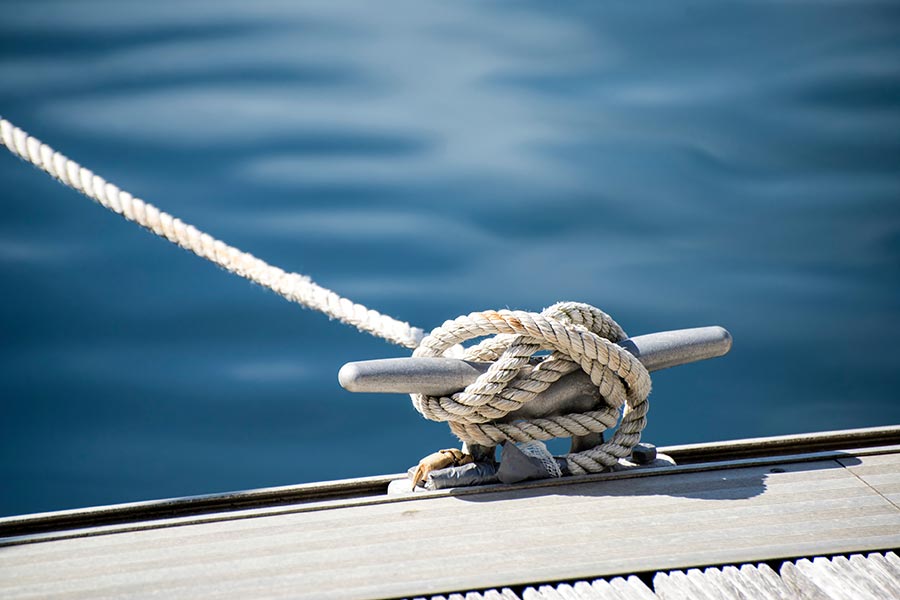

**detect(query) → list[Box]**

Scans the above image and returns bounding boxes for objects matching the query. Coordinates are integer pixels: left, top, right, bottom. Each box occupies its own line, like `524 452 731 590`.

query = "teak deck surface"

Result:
1 432 899 599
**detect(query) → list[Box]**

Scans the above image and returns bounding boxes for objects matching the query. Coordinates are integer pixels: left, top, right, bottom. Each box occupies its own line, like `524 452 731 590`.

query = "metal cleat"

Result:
339 326 732 461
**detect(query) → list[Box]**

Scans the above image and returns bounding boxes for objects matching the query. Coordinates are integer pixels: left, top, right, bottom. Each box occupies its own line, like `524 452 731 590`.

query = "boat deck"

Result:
1 427 899 599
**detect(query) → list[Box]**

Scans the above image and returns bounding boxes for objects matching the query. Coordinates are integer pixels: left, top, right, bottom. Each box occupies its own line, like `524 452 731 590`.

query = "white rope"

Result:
0 118 425 349
0 117 651 474
412 302 650 474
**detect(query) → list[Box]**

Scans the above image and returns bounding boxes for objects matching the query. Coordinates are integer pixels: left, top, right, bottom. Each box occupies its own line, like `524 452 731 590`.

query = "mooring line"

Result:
1 117 652 473
0 118 425 349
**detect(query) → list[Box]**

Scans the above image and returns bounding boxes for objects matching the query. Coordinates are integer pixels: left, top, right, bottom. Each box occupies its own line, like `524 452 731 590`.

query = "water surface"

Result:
1 0 899 516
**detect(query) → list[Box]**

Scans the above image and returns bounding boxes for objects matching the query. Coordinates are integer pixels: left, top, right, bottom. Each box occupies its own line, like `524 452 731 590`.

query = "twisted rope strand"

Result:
0 118 424 349
412 302 652 473
1 117 653 475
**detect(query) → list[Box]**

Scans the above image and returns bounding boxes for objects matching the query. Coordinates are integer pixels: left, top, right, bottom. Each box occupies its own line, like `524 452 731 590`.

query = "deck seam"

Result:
839 458 900 513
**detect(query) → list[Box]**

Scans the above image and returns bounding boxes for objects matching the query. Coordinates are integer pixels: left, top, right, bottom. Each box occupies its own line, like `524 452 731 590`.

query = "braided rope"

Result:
412 302 651 474
0 118 424 349
1 117 651 475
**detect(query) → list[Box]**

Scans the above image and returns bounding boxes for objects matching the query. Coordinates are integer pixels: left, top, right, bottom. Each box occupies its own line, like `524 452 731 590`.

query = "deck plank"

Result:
1 454 899 600
837 453 900 506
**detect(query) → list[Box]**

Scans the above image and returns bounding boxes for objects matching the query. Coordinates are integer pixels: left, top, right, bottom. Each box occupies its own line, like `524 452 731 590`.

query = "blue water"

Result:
1 1 899 517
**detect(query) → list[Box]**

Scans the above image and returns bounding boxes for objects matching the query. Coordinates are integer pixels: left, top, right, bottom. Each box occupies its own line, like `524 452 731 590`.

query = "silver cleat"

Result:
338 326 732 456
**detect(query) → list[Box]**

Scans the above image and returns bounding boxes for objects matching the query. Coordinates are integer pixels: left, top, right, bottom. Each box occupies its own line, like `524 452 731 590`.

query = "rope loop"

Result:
410 302 652 474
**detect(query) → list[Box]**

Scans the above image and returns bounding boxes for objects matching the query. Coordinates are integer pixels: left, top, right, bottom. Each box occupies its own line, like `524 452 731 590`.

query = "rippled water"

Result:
1 0 899 516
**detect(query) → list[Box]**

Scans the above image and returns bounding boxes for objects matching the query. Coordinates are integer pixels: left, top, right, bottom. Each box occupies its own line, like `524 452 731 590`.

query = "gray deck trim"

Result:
1 446 899 599
3 425 898 541
3 444 899 548
660 425 900 463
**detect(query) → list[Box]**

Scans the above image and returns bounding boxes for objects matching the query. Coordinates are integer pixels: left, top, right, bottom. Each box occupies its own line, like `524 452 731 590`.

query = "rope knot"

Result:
410 302 652 474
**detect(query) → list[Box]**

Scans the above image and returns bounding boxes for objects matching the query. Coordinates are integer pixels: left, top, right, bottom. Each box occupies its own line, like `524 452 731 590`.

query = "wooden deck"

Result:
1 427 899 599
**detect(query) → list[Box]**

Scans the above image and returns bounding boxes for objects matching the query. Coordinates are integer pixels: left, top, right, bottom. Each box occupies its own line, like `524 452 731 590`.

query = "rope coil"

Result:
412 302 650 474
1 117 650 475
